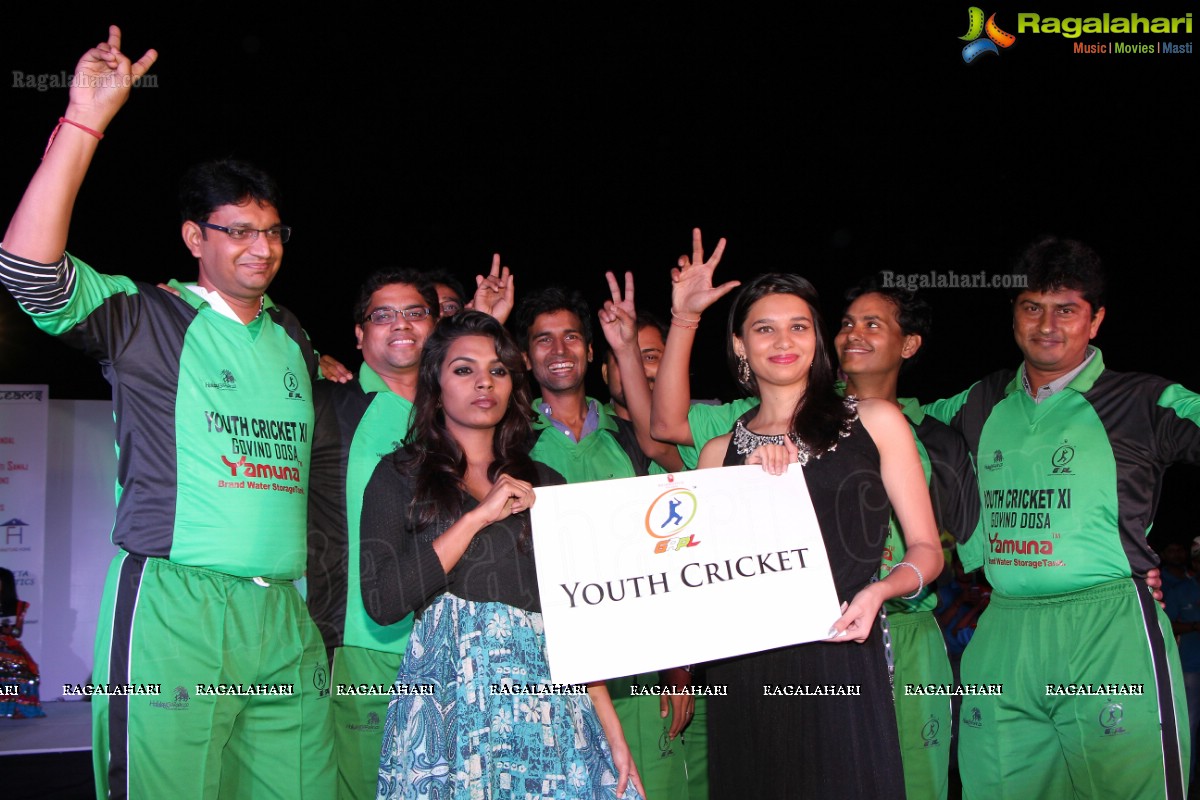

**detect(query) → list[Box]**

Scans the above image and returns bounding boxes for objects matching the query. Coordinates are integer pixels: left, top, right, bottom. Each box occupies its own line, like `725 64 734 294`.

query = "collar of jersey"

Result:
531 396 617 434
1005 346 1105 398
169 280 276 319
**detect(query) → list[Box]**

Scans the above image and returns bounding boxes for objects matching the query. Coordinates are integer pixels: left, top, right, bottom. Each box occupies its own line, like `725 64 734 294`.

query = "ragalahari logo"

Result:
961 7 1017 62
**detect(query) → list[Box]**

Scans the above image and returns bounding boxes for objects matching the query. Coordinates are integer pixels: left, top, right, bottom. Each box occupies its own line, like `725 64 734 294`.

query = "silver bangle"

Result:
889 561 925 600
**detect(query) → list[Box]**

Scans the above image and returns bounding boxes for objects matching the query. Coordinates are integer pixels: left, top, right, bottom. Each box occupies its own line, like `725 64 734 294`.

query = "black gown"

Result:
706 409 906 799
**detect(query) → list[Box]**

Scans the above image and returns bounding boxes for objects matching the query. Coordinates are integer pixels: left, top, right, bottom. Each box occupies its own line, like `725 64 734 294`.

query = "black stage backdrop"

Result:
1 6 1195 540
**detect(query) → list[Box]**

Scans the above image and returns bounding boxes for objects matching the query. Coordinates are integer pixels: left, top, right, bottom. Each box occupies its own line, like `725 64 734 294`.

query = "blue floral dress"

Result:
377 593 640 799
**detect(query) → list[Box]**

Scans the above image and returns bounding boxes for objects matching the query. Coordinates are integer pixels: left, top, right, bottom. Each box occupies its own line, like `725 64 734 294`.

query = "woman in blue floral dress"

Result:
360 311 643 800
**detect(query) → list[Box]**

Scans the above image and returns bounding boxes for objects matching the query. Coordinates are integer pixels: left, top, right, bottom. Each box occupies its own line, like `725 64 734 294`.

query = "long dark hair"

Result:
402 310 538 527
727 273 852 452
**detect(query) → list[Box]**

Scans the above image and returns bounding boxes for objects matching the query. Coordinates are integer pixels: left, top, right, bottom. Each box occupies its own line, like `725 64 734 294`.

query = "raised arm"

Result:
3 26 156 262
598 270 684 472
650 228 739 445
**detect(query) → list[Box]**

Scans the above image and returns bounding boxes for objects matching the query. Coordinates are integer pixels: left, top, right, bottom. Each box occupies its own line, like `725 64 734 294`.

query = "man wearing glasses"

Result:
0 28 332 799
307 270 439 800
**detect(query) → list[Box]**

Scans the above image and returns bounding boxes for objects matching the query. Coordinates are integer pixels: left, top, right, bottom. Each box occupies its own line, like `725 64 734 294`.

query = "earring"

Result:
737 356 751 385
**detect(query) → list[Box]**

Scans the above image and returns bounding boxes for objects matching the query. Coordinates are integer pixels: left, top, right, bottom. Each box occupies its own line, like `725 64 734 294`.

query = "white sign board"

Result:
531 465 841 684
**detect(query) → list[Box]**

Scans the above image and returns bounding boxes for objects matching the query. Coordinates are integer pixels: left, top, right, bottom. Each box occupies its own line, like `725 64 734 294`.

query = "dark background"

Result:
1 6 1195 542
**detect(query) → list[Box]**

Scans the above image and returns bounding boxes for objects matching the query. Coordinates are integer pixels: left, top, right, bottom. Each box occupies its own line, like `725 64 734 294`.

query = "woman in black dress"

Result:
688 268 943 799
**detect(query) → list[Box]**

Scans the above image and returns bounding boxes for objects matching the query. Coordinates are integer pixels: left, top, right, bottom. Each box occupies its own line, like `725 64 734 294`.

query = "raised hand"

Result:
468 253 515 323
669 227 739 318
597 271 638 352
66 25 157 131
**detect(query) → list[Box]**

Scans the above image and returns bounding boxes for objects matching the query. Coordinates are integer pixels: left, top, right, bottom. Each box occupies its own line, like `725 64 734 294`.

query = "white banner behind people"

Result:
0 385 49 663
532 465 841 685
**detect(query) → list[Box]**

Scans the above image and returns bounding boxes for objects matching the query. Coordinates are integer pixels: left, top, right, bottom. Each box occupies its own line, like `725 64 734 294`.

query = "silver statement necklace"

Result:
732 397 858 465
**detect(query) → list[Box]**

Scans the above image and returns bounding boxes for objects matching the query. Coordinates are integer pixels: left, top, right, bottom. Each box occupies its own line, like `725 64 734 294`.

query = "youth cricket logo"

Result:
645 488 700 554
961 7 1017 62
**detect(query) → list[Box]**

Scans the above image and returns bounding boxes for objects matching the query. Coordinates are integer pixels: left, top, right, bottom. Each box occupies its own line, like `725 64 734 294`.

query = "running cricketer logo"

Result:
1051 440 1075 475
645 487 700 554
1099 702 1125 736
283 368 304 400
922 716 942 747
960 7 1017 62
313 663 330 698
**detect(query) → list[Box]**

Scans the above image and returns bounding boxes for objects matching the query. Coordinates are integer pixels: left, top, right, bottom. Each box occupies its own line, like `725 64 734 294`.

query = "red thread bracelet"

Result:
43 117 104 160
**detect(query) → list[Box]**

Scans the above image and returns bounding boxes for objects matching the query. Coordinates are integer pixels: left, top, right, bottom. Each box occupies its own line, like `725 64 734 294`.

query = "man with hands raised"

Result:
0 27 333 799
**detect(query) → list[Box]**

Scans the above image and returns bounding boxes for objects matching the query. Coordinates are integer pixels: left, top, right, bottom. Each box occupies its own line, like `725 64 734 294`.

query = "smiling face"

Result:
835 292 920 381
355 283 436 379
438 334 513 437
183 199 283 305
1012 288 1105 381
733 293 816 390
524 309 592 396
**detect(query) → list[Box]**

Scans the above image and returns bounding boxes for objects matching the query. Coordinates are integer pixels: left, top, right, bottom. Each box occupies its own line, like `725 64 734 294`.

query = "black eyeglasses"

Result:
198 221 292 244
364 306 433 325
440 299 463 316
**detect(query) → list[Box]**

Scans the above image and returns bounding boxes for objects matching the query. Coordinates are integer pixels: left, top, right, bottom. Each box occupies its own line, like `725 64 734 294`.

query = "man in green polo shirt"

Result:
308 268 440 800
513 283 700 800
925 236 1197 800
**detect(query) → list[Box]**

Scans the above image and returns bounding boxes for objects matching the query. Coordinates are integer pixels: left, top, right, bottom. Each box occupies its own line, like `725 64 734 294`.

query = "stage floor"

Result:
1 701 93 799
0 699 90 755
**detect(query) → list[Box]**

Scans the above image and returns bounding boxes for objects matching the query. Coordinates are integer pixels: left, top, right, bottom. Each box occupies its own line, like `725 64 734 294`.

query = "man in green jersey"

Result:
513 280 701 799
0 27 332 799
925 237 1197 799
309 259 516 798
308 268 439 799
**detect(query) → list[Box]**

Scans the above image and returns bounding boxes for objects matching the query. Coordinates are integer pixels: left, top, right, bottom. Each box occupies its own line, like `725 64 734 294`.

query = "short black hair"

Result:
843 274 931 371
637 311 669 342
511 287 593 352
424 269 467 304
1013 236 1106 314
843 274 932 339
178 158 281 224
353 267 440 324
602 310 668 364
